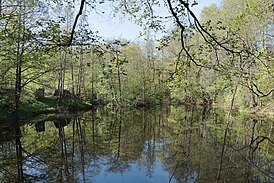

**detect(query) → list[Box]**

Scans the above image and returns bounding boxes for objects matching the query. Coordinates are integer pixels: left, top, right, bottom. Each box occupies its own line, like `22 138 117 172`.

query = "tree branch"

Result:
248 81 274 98
250 136 274 152
63 0 86 47
167 0 206 68
178 0 241 54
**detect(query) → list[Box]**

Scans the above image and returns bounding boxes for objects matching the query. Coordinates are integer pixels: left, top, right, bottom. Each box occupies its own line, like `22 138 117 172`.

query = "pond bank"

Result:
0 97 92 120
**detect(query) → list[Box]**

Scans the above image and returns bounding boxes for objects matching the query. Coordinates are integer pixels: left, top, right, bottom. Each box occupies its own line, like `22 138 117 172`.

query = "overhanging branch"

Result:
178 0 241 54
59 0 86 47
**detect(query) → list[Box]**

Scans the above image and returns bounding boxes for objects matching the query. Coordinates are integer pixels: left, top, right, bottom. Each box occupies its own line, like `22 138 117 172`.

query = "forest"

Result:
0 0 273 117
0 0 273 182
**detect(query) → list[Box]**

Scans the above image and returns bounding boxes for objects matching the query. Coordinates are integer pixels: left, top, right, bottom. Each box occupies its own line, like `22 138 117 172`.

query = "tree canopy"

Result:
0 0 273 114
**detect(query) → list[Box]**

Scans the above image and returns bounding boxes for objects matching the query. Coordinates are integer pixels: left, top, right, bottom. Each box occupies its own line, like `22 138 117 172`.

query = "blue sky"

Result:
88 0 221 40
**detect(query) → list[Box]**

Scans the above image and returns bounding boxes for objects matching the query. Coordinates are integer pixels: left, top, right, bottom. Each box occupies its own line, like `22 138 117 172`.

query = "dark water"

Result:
0 106 273 183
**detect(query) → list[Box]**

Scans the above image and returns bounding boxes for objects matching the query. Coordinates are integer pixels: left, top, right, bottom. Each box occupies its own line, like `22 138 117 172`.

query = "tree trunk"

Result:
116 52 122 105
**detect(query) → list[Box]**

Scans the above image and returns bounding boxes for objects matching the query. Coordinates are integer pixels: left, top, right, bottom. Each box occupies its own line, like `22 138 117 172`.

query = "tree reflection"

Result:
142 109 157 178
15 127 23 182
159 106 274 182
55 117 71 182
0 124 24 182
105 109 130 174
0 106 273 182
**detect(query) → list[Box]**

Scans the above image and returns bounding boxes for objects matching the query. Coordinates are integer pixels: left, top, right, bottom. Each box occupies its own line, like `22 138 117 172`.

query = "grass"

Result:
0 97 92 120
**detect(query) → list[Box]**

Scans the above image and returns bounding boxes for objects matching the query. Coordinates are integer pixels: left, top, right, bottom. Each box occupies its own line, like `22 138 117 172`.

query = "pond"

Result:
0 106 273 182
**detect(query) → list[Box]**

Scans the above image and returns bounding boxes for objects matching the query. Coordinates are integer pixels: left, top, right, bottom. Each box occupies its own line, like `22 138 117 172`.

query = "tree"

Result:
0 0 54 113
154 0 274 108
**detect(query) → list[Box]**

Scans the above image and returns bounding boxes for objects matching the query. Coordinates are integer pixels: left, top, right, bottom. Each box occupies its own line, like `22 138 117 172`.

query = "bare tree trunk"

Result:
91 53 95 101
14 0 26 116
57 51 66 108
75 46 85 106
142 67 146 104
71 52 75 98
57 58 63 108
116 52 122 105
15 51 22 114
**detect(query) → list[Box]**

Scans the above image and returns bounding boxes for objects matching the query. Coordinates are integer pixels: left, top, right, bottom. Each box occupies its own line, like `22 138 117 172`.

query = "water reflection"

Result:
0 106 273 182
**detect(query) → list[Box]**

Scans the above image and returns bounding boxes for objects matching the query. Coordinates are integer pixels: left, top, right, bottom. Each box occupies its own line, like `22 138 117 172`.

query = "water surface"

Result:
0 106 273 182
